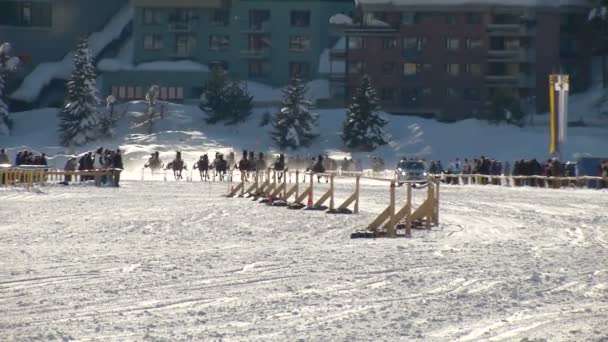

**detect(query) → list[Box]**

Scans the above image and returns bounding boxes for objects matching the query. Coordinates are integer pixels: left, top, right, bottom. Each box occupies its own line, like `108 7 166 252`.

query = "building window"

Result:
249 60 271 78
403 62 430 76
446 37 460 50
402 87 425 104
464 88 481 100
135 86 143 99
465 37 483 49
248 34 270 51
381 88 395 101
382 62 396 75
143 8 163 25
291 11 310 27
403 37 427 51
175 34 197 57
289 35 311 52
211 9 229 26
0 1 52 27
348 37 366 49
383 37 398 49
445 14 457 24
401 12 418 25
249 9 270 30
289 62 310 79
465 63 483 76
446 64 460 76
144 34 163 51
209 35 230 51
466 12 481 24
349 61 367 74
446 88 458 97
210 60 229 71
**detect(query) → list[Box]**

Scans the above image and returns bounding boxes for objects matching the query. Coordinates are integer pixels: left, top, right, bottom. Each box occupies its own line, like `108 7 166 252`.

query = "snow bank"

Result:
10 6 133 102
99 59 210 73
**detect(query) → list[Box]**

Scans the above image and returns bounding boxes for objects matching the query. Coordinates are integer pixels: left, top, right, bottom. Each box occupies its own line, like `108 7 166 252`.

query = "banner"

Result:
549 74 569 157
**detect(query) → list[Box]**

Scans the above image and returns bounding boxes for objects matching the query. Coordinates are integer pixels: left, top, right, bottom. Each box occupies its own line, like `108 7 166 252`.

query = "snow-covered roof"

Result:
355 0 589 7
10 5 133 103
329 13 353 25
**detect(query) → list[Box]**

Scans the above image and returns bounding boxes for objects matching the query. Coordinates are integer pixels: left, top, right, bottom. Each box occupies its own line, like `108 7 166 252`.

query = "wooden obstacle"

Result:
359 177 439 238
0 168 118 188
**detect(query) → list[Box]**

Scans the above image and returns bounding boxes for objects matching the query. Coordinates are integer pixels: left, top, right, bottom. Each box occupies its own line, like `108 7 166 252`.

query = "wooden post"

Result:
435 179 440 225
295 171 299 199
405 182 412 237
387 180 396 237
329 174 335 211
354 175 360 214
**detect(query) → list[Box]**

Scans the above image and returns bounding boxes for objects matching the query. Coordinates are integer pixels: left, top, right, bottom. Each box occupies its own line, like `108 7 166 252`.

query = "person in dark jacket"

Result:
311 155 325 183
113 149 123 187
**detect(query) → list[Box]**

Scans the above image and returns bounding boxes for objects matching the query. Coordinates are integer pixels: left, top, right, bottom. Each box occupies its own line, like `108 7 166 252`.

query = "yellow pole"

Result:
549 74 556 154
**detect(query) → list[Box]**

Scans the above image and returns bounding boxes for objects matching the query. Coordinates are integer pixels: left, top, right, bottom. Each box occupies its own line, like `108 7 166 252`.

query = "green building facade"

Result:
102 0 353 102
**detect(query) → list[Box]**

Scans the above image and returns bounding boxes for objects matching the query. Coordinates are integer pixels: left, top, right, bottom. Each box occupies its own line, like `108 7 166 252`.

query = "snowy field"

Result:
1 179 607 341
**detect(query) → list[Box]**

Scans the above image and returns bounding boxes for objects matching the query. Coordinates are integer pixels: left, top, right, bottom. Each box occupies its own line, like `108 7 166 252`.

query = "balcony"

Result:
485 73 535 88
487 49 536 63
402 48 421 58
242 21 271 33
330 49 346 59
168 21 196 32
329 73 347 84
487 24 535 37
240 48 270 59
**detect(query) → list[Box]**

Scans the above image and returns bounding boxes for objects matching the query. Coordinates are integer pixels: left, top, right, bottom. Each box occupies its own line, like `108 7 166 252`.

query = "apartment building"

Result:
103 0 353 101
329 0 592 120
0 0 127 75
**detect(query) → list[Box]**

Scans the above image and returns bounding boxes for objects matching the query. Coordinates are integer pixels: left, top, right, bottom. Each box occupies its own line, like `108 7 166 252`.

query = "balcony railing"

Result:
240 48 270 58
487 24 535 36
487 49 536 63
168 21 196 32
485 74 535 87
242 21 271 33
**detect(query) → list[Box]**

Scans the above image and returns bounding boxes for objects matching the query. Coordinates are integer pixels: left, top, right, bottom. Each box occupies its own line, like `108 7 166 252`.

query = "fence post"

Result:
387 180 396 237
405 182 412 237
354 175 360 214
329 174 335 211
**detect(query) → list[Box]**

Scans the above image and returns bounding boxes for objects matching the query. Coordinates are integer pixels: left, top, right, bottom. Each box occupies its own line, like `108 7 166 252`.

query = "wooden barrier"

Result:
362 177 440 238
436 173 608 189
327 174 361 214
0 168 118 188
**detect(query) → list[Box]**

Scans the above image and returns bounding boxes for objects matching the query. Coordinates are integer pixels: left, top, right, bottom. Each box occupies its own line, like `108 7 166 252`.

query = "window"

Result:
464 88 481 100
175 34 197 56
382 62 396 75
144 8 163 25
445 14 457 24
0 1 52 27
403 37 427 51
446 37 460 50
466 12 481 24
465 37 483 49
289 62 310 79
135 86 143 99
349 61 367 74
211 9 229 26
144 34 163 51
446 64 460 76
383 37 398 49
289 36 311 52
402 87 427 103
160 87 168 100
209 35 230 51
381 88 395 101
127 86 135 99
465 63 483 76
210 60 229 71
401 12 418 25
403 62 430 76
349 37 366 49
249 60 271 78
446 88 458 97
291 11 310 27
248 34 270 51
249 9 270 30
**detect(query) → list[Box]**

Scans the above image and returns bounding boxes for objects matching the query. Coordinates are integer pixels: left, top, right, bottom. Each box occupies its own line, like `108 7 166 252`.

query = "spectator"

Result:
113 149 123 187
0 149 9 164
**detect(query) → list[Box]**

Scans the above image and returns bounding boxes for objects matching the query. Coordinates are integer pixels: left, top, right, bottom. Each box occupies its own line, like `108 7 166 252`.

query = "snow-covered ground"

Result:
1 179 607 340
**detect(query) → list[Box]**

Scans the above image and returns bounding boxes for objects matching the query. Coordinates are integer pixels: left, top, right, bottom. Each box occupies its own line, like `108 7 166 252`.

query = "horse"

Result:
194 155 210 181
144 152 163 176
166 158 187 180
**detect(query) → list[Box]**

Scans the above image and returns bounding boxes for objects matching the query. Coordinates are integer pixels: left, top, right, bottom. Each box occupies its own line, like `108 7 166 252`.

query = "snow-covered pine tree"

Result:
223 80 253 125
341 75 388 151
144 85 160 133
200 66 229 124
58 38 101 147
0 42 20 136
99 95 119 138
271 77 318 149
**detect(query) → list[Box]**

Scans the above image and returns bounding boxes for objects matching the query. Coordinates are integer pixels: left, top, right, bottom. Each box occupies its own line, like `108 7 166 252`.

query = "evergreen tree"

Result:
223 80 253 125
58 38 100 147
144 85 160 134
199 67 252 125
99 95 119 138
271 77 318 149
200 66 229 124
341 75 387 151
0 42 20 136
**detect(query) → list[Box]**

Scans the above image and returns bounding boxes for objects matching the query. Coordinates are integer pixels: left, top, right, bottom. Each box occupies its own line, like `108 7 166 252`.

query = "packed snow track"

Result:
1 180 607 341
